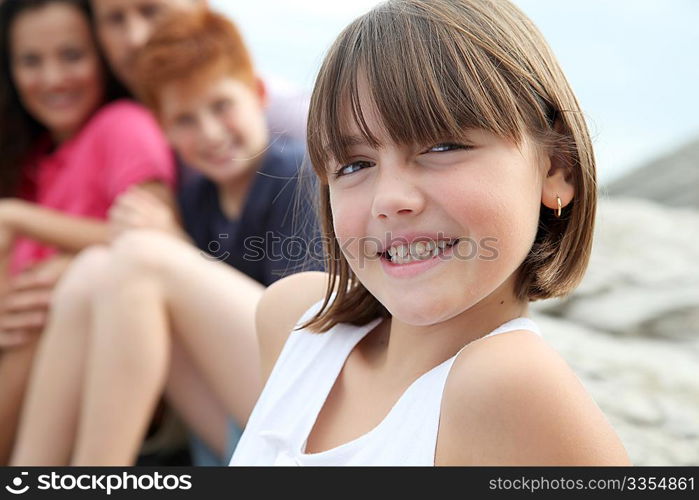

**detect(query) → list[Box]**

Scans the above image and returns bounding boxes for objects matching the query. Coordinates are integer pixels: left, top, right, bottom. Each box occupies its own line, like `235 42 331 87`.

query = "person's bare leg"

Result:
72 248 171 465
137 231 263 424
72 230 263 465
165 338 229 460
10 247 111 465
0 249 31 464
0 340 38 464
13 245 227 465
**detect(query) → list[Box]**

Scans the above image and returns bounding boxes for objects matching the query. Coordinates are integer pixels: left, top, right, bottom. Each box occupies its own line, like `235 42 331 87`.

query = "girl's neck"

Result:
358 273 529 379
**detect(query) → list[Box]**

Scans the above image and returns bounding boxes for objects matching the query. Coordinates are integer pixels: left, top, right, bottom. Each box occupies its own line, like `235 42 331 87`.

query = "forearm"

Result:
1 200 109 253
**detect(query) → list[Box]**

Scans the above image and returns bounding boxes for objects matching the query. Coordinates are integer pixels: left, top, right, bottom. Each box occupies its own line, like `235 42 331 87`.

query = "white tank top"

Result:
229 300 543 466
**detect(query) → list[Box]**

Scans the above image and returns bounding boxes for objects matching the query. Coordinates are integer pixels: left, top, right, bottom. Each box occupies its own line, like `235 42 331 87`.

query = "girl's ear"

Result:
541 119 575 213
542 159 574 213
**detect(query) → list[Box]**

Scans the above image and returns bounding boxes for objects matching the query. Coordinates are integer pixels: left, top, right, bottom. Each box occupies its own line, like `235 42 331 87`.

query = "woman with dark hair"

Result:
0 0 129 198
0 0 176 463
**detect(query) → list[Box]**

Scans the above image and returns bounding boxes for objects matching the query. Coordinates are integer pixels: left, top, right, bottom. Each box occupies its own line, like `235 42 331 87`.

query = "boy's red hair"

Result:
134 8 255 113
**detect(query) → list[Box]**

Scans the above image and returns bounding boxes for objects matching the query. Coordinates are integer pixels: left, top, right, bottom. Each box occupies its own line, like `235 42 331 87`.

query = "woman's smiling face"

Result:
10 2 104 143
327 86 549 326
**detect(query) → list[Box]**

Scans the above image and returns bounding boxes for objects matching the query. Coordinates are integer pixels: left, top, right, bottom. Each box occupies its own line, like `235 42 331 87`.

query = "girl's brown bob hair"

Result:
302 0 596 332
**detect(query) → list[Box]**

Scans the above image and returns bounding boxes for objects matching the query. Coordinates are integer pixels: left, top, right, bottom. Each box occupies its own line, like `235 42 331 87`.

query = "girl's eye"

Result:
423 143 470 153
334 160 373 178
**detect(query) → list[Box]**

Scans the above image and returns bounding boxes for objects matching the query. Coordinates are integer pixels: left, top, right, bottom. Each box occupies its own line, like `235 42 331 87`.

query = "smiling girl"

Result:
0 0 175 463
229 0 630 465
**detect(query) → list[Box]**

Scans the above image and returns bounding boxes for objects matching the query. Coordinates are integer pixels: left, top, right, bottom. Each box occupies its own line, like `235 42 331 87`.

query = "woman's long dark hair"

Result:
0 0 128 197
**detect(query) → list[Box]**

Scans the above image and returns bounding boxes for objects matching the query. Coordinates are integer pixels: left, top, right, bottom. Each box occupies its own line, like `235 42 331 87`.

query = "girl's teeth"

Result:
387 240 453 264
412 241 425 256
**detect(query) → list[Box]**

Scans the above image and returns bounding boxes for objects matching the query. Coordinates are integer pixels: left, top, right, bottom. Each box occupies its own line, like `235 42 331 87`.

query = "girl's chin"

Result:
382 297 463 327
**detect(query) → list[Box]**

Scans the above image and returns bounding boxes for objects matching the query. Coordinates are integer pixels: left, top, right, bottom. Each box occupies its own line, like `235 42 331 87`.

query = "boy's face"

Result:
160 72 269 184
91 0 202 90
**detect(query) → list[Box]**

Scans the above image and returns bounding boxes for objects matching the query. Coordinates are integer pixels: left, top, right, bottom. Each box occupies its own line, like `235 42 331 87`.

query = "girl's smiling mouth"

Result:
377 237 460 278
380 238 459 264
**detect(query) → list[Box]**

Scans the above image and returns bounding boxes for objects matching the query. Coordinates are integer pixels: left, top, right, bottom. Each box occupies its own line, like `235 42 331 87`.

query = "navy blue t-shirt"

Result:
176 138 322 286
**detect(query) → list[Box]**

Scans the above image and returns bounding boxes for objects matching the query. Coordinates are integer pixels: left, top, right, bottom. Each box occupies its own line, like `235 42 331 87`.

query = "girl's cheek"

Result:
331 201 355 241
331 196 366 260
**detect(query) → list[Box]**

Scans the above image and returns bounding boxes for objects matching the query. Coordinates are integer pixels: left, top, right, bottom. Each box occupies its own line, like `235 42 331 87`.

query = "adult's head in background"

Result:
0 0 125 196
92 0 309 141
90 0 206 92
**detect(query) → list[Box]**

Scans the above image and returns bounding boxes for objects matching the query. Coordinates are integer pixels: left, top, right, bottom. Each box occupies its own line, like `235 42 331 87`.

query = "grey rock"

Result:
533 198 699 340
531 314 699 466
604 136 699 209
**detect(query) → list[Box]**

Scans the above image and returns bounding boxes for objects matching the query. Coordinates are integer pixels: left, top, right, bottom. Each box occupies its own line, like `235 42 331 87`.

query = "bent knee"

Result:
52 246 112 304
110 229 191 276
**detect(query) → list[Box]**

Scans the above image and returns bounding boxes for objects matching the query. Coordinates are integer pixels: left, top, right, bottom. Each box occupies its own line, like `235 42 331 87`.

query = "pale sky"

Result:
211 0 699 184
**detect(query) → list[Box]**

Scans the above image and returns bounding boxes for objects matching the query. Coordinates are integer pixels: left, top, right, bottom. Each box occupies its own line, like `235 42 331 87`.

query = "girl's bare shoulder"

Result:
256 271 329 383
437 330 631 465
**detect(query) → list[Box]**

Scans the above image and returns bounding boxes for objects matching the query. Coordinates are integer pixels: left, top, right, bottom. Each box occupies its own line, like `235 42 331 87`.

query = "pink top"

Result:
10 99 176 275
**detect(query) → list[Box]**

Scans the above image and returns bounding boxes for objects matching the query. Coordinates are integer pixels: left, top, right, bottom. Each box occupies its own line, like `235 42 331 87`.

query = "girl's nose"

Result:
370 167 426 219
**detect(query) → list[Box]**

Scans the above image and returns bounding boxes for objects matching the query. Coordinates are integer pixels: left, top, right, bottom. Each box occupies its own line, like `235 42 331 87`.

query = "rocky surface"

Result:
604 136 699 209
530 197 699 465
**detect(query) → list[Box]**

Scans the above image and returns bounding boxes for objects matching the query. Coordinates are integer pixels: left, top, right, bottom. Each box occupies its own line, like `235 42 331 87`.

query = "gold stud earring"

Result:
555 195 562 218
